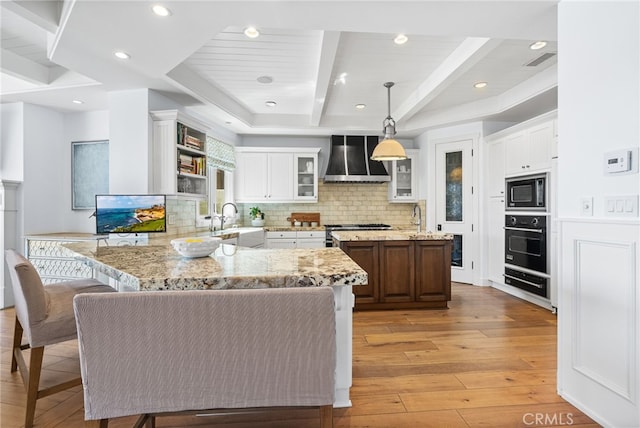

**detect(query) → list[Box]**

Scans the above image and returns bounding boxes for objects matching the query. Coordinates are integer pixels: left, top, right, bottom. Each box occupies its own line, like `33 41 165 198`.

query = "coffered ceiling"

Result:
1 1 559 137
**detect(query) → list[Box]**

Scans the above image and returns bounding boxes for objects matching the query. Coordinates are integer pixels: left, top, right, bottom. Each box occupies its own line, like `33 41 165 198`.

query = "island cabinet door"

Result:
379 241 415 302
340 241 379 304
415 241 452 302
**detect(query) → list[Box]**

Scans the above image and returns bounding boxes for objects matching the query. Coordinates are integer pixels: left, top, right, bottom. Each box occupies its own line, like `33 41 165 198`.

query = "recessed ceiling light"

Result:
265 101 277 107
355 104 366 110
152 5 171 16
72 100 84 104
257 75 273 84
244 27 260 38
394 34 408 45
474 81 488 89
529 41 547 50
114 51 130 60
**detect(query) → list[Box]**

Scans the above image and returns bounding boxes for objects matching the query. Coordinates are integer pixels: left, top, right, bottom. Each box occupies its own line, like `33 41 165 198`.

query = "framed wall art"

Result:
71 140 109 210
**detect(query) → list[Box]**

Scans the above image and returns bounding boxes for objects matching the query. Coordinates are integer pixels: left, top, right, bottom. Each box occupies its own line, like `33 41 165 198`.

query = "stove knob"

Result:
531 217 539 226
509 216 517 226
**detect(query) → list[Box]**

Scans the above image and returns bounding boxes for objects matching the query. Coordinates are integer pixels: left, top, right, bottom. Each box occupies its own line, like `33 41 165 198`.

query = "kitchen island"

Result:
64 239 367 408
332 230 453 310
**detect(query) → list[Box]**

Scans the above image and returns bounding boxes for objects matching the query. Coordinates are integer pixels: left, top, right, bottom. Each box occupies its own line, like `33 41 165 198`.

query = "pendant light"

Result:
371 81 407 161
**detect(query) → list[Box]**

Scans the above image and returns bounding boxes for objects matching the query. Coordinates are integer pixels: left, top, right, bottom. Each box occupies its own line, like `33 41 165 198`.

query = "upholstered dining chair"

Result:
5 249 115 428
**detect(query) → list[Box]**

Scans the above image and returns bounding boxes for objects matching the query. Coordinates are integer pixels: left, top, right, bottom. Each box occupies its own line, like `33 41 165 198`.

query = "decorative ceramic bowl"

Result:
171 237 222 258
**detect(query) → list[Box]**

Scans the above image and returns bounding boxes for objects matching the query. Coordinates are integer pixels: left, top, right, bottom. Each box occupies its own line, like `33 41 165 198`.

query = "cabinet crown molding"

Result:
150 109 213 133
484 110 557 142
235 147 320 154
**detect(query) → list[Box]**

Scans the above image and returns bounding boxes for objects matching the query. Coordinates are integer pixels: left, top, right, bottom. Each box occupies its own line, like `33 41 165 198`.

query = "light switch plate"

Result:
604 195 638 217
581 197 593 216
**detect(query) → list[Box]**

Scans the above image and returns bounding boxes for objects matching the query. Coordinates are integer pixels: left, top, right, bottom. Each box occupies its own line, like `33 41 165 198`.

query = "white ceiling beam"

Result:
394 37 503 123
166 63 254 127
310 31 341 126
0 49 50 85
404 64 558 132
1 0 61 33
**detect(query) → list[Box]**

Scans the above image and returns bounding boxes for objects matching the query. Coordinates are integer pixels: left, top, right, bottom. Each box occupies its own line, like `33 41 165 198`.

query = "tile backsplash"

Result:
165 198 198 237
166 182 425 236
237 182 424 229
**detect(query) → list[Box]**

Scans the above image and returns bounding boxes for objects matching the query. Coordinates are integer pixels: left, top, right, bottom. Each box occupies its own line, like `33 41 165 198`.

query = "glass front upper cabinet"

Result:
294 152 318 201
388 149 418 202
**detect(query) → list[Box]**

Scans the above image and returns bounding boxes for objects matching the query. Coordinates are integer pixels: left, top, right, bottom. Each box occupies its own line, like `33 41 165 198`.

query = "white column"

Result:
1 180 21 308
332 285 353 407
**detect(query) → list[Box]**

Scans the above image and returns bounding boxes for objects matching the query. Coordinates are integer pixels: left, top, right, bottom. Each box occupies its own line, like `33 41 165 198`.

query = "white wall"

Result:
108 89 151 194
22 104 66 234
0 103 24 181
558 2 639 218
557 2 639 427
62 110 109 232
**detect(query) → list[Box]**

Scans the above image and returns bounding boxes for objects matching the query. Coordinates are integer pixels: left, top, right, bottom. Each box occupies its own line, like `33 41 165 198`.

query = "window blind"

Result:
206 137 236 171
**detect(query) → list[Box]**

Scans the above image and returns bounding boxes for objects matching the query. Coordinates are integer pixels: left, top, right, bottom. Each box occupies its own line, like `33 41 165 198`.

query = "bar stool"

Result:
5 249 115 428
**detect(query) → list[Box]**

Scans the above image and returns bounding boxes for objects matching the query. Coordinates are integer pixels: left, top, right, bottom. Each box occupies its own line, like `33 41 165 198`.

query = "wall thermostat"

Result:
604 149 632 174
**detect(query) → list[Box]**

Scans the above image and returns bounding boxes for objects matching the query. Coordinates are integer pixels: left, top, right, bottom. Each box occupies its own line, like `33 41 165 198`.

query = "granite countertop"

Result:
64 239 367 291
331 230 454 242
25 232 106 241
26 227 262 242
264 226 325 232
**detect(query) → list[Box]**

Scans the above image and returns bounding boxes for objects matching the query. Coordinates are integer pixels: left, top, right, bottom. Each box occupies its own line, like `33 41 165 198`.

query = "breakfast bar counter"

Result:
63 239 366 408
64 240 366 292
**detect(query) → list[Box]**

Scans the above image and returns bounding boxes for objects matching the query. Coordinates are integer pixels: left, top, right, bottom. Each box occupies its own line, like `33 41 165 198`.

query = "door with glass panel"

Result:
435 139 474 284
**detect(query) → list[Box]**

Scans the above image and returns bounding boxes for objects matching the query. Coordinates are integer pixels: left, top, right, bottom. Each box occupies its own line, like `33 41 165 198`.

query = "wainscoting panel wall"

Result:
558 219 639 427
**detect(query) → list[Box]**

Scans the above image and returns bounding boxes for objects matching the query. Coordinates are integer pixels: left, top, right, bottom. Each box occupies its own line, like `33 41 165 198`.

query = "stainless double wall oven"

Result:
503 173 550 298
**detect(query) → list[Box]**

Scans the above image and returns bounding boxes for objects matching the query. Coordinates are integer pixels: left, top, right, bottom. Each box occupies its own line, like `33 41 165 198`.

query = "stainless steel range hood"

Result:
324 135 390 182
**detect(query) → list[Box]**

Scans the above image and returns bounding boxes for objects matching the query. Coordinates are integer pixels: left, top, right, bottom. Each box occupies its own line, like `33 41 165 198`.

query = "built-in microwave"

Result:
505 173 547 211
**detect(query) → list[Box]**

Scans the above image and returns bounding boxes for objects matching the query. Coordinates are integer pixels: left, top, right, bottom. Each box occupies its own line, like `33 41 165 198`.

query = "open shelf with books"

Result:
151 110 210 198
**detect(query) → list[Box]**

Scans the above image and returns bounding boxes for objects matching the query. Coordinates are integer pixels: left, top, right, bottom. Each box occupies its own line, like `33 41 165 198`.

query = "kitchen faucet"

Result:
412 204 422 233
214 202 238 231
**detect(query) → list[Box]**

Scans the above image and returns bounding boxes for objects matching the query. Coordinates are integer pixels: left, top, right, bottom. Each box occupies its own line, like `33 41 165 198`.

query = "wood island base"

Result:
334 231 453 311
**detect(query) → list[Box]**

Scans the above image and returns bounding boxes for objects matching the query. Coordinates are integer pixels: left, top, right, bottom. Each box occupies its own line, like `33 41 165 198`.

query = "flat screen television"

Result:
95 194 166 234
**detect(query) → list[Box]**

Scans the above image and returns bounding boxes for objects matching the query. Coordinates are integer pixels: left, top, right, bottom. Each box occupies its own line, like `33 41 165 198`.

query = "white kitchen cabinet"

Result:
486 140 505 197
265 231 297 249
294 153 319 201
234 151 292 202
150 110 209 197
265 230 324 248
388 149 418 202
504 121 553 176
235 148 319 203
486 196 505 283
295 230 325 248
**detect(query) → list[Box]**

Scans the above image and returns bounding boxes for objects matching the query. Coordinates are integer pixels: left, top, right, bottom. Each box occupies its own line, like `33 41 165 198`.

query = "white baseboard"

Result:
490 280 554 311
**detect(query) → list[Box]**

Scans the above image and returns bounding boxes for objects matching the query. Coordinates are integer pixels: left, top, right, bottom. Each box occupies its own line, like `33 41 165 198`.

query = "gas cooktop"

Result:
324 224 391 230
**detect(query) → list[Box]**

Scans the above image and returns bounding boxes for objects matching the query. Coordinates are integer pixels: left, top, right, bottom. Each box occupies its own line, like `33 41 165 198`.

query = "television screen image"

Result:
96 194 166 234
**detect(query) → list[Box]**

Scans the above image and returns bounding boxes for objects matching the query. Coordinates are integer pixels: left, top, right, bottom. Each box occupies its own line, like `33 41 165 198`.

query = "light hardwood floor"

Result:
1 283 599 427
